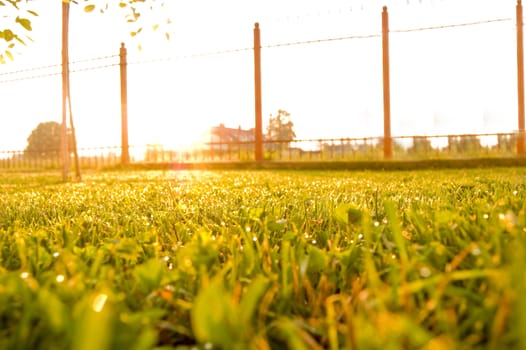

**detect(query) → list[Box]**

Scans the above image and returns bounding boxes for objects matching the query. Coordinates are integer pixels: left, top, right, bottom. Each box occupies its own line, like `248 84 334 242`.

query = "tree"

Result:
497 133 517 153
25 121 69 158
1 0 171 63
408 136 433 156
447 135 482 155
266 110 296 153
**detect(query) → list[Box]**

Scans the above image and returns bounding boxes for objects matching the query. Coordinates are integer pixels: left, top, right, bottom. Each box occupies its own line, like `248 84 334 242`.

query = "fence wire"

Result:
0 15 515 81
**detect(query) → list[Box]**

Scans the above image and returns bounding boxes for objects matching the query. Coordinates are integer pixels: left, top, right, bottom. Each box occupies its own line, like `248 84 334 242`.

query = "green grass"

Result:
0 168 525 349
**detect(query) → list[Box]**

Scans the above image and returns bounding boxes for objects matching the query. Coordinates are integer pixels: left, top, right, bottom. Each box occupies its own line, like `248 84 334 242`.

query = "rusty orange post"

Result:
61 1 69 180
120 42 130 165
254 22 263 161
382 6 392 160
517 0 525 155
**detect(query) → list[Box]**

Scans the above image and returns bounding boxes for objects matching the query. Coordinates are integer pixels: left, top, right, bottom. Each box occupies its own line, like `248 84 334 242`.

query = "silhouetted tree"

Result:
25 121 69 158
409 136 433 155
266 110 296 152
447 135 482 155
496 133 517 153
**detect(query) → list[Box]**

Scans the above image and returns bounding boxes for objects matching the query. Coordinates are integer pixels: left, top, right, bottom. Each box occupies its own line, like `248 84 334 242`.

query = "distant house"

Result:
202 124 255 151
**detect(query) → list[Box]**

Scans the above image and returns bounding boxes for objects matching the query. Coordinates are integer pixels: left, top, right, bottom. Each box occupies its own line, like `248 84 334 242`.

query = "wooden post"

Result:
382 6 392 159
517 0 525 155
254 23 263 161
61 1 69 180
120 43 130 165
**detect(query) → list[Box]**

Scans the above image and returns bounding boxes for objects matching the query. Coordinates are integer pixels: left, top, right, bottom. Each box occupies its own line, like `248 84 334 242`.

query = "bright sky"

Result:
0 0 520 151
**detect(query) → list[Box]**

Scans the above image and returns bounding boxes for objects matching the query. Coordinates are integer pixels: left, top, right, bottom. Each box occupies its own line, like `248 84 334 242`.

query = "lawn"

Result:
0 168 525 349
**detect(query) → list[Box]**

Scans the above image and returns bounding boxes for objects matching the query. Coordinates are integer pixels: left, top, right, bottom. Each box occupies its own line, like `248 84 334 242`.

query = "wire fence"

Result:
0 14 515 82
0 132 520 170
0 2 523 170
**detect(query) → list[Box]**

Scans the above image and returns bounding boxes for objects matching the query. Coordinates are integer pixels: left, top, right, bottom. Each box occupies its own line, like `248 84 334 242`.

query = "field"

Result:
0 168 525 349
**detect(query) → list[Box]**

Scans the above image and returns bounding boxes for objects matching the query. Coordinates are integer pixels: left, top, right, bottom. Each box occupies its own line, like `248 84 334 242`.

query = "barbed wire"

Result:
0 62 61 77
0 15 518 81
69 62 120 74
0 71 61 84
131 17 512 62
128 46 253 66
0 54 119 78
391 17 513 33
70 54 119 64
0 62 120 83
263 33 381 49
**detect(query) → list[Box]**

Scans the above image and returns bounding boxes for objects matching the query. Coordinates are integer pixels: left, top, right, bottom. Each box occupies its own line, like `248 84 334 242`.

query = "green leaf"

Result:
84 4 96 12
27 10 38 16
347 207 363 225
249 207 264 221
16 17 32 31
385 200 408 265
334 203 350 225
152 24 159 31
192 278 238 348
307 245 326 274
72 292 113 350
38 289 68 332
272 319 311 350
119 2 127 8
5 50 13 61
239 276 270 325
334 203 363 226
134 259 163 290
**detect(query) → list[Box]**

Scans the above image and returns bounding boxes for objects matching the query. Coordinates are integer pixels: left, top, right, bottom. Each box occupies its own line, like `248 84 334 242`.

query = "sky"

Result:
0 0 520 152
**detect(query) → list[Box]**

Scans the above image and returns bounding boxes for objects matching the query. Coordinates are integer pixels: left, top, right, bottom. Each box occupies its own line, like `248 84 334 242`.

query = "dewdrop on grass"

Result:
92 293 108 313
419 267 431 278
56 275 65 283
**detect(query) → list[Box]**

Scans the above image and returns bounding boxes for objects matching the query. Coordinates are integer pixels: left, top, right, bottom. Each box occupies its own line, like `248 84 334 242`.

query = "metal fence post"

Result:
517 0 525 155
120 43 130 165
61 1 69 180
254 23 264 162
382 6 392 160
